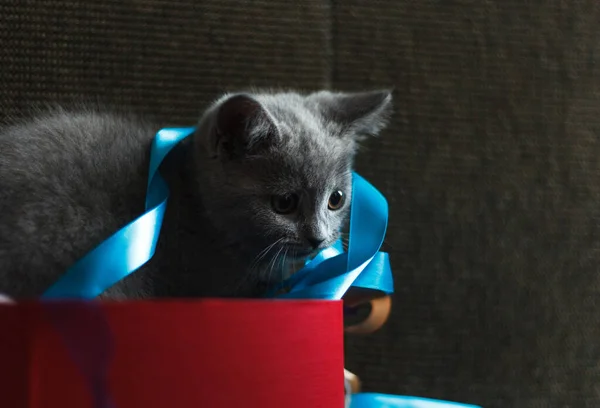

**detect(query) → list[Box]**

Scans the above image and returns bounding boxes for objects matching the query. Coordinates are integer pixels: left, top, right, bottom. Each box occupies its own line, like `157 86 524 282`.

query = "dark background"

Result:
2 1 600 406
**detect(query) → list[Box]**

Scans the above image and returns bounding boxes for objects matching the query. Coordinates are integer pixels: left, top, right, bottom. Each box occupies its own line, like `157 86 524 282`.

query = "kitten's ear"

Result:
207 93 279 158
311 90 393 141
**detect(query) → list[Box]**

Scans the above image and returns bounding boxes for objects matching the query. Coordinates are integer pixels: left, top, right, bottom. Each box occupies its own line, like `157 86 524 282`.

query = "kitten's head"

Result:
194 89 392 280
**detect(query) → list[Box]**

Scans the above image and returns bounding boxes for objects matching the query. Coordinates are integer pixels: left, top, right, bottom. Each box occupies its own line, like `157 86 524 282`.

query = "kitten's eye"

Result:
328 190 345 211
271 193 299 214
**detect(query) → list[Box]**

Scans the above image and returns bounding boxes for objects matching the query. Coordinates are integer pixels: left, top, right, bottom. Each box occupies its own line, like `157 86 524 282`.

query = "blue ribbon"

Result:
43 127 394 301
349 393 480 408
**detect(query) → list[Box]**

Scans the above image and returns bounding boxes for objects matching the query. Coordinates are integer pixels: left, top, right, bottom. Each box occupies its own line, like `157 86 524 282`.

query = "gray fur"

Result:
0 90 392 299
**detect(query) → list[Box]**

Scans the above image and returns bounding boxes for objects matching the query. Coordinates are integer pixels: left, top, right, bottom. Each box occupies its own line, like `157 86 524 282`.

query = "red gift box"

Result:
0 299 344 408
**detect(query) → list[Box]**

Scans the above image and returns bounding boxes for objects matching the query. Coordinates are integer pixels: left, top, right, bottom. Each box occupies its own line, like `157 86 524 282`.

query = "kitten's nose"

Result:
307 237 325 249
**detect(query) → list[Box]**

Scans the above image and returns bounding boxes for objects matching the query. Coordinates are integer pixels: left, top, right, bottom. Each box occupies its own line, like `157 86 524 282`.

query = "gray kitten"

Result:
0 90 392 300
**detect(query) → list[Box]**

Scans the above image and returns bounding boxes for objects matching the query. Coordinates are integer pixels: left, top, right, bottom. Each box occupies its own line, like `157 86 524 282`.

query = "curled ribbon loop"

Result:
273 173 393 300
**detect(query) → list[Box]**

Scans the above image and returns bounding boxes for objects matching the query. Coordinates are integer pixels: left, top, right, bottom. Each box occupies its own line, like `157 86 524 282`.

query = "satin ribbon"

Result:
43 127 394 301
348 393 480 408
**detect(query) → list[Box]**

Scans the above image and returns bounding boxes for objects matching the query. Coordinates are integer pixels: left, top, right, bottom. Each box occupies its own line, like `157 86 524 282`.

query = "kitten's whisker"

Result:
252 241 279 268
250 237 283 270
279 248 289 283
232 238 283 295
339 235 350 251
267 245 284 285
264 247 277 283
256 238 282 261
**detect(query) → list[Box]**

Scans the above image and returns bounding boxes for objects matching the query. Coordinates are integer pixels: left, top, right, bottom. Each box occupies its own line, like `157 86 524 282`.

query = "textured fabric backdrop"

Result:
1 1 600 407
